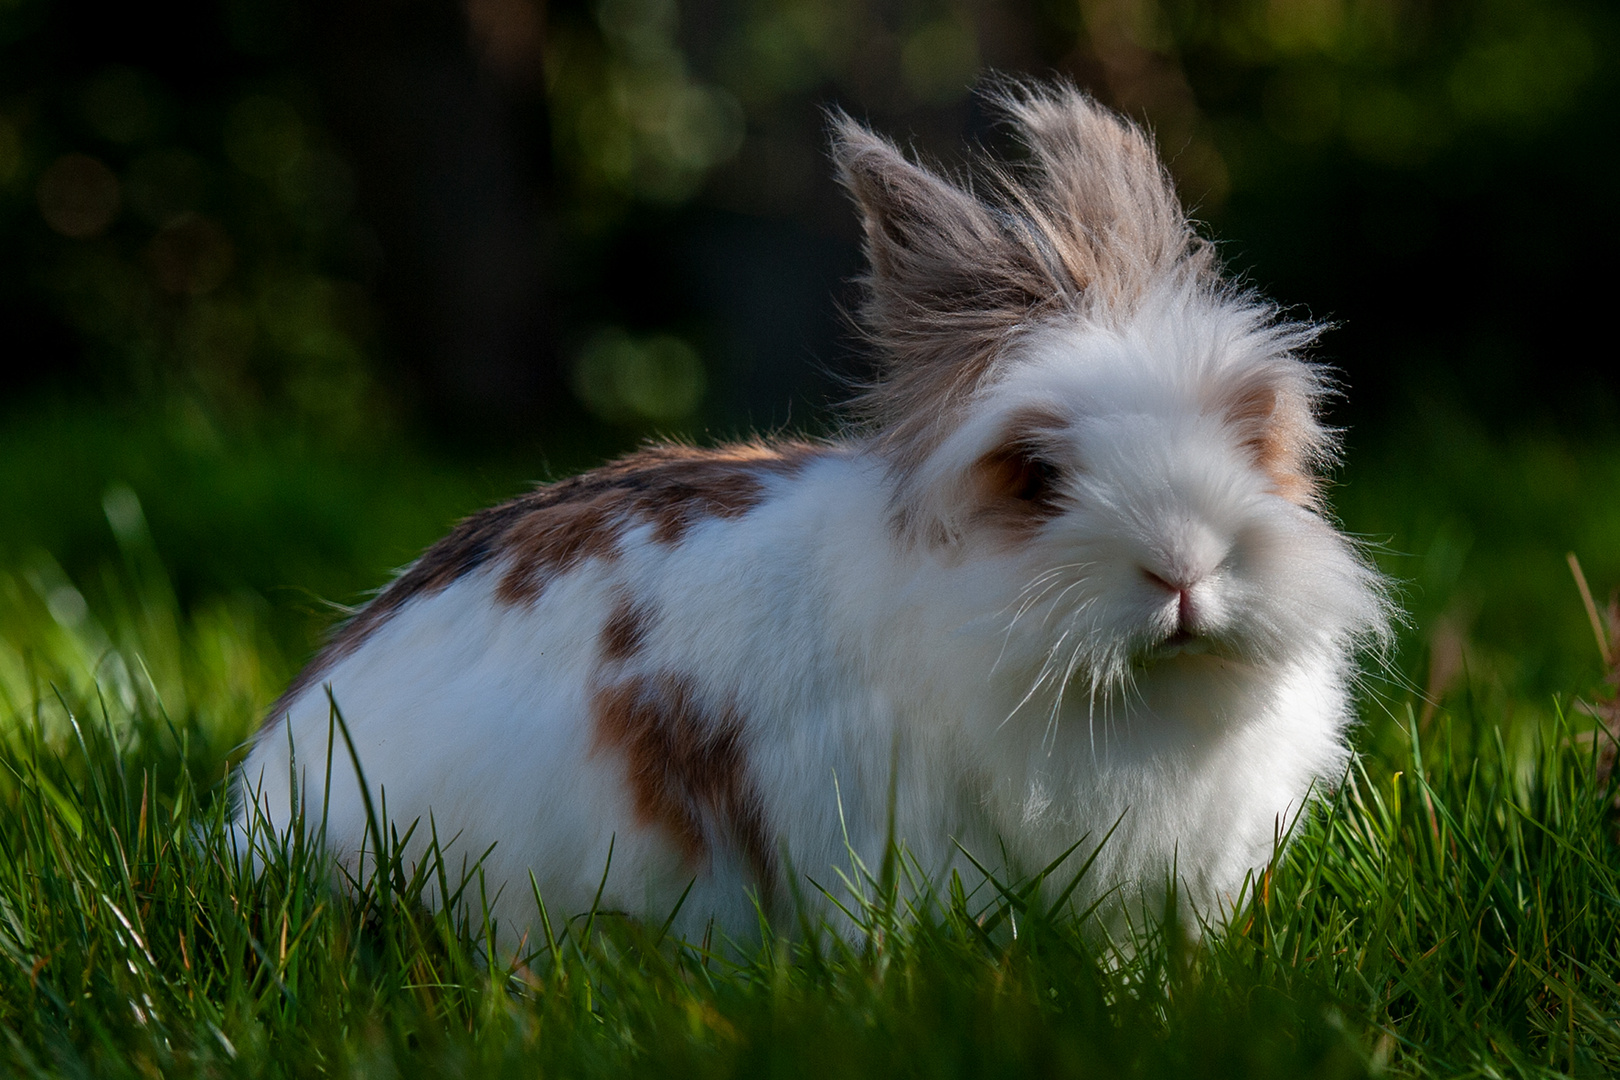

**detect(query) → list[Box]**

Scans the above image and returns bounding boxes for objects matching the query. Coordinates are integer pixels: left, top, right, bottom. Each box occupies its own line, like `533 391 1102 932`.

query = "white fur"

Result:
236 279 1388 945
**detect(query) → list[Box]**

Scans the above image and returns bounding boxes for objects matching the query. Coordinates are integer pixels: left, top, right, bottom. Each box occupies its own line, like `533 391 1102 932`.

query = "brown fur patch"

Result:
601 592 654 663
591 673 778 903
1220 379 1320 506
970 407 1072 535
494 440 824 604
263 441 824 731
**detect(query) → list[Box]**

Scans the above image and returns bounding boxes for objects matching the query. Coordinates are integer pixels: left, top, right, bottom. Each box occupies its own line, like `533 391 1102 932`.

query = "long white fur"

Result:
236 92 1388 946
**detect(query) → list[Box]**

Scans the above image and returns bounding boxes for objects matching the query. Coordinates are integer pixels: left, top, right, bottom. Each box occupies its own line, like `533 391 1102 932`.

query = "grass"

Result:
2 404 1620 1076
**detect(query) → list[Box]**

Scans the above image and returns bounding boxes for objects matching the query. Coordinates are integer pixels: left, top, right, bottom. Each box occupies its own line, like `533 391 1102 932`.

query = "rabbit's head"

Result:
834 84 1388 724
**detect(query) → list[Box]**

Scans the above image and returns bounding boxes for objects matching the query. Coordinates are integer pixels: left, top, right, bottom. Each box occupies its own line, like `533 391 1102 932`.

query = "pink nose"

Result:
1142 568 1198 632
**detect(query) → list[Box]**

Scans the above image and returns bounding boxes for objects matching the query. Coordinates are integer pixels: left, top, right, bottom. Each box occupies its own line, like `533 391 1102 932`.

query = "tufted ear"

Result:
831 90 1218 481
988 83 1209 305
831 112 1062 474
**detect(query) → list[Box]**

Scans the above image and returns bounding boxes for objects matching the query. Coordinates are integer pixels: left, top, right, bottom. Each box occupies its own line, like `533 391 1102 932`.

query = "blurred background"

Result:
1 0 1617 746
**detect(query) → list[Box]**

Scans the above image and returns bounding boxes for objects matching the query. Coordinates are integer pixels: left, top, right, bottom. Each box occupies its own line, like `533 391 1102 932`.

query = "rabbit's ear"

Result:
989 81 1210 310
831 112 1061 474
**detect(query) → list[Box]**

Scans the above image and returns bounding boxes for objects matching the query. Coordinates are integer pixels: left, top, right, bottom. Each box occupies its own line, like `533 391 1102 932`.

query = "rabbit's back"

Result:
239 441 945 939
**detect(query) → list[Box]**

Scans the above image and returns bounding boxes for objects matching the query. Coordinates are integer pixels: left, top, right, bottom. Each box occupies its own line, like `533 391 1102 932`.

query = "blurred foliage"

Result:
1092 0 1606 185
2 0 1612 439
0 498 278 762
0 3 387 436
572 326 708 422
0 400 594 655
538 0 1614 218
1336 415 1620 750
546 0 746 212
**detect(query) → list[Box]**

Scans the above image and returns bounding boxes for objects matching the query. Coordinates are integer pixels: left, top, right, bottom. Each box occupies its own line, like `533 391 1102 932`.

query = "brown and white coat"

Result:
236 84 1387 944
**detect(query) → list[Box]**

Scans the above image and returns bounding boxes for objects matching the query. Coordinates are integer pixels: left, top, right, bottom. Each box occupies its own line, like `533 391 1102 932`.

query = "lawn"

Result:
2 401 1618 1078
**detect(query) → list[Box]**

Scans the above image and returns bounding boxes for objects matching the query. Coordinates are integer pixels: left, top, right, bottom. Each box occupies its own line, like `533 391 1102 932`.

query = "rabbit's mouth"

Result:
1141 629 1224 662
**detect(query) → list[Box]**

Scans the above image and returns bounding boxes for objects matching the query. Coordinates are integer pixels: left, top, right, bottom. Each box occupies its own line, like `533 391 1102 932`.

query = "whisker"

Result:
992 563 1095 676
1039 579 1092 631
1000 563 1093 635
1086 679 1099 761
998 631 1072 731
1043 629 1099 755
1000 561 1093 617
994 578 1073 671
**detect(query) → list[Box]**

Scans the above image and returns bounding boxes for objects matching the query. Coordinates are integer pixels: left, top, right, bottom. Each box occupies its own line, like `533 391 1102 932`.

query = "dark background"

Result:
4 0 1614 443
1 0 1617 702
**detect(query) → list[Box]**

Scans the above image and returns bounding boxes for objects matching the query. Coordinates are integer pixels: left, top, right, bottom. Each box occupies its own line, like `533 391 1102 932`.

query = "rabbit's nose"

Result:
1141 567 1201 636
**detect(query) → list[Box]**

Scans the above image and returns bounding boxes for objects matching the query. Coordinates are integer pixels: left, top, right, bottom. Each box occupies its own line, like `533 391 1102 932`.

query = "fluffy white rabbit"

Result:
235 83 1388 944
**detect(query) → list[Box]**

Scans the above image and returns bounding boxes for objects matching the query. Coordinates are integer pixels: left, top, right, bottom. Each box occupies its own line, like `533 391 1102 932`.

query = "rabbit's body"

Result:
237 85 1387 942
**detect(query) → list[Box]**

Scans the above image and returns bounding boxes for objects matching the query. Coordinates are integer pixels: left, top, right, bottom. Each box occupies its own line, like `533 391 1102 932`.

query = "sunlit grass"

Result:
3 545 1619 1077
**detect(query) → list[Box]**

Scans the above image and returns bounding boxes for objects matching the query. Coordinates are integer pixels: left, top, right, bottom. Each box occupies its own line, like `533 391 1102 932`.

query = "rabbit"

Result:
234 82 1389 946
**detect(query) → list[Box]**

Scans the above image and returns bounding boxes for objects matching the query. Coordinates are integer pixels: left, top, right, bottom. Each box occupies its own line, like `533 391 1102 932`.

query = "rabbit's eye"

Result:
977 445 1066 516
974 408 1071 526
1008 453 1061 504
